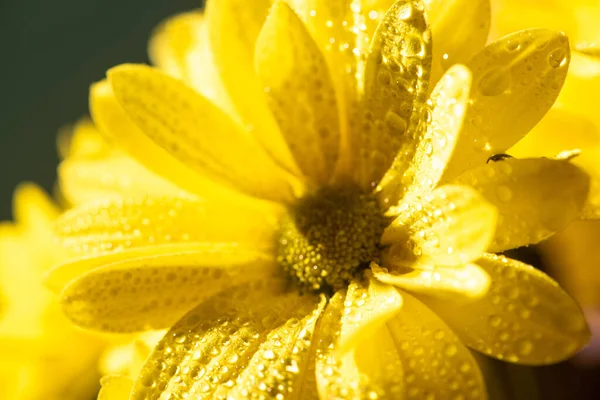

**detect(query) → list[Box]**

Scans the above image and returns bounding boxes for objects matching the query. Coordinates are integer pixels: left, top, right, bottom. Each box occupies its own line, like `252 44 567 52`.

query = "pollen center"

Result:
277 188 388 292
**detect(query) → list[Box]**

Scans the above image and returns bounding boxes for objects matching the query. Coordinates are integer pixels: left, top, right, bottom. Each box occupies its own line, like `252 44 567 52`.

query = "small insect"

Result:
486 153 514 163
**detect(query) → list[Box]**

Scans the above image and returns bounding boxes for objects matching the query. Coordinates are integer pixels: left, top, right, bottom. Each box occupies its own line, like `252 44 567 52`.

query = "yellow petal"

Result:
424 0 490 84
356 0 432 189
148 11 235 114
60 247 277 332
107 64 296 202
57 118 111 160
418 253 590 365
337 275 403 354
315 291 405 399
13 183 60 233
382 184 497 267
283 0 398 181
443 29 571 180
373 263 491 299
98 375 133 400
571 149 600 219
454 157 589 251
205 0 301 175
386 290 486 399
379 65 472 205
256 2 341 185
58 150 183 206
90 80 238 201
130 280 322 399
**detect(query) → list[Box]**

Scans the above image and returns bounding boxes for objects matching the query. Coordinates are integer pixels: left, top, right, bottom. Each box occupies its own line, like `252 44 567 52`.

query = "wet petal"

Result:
205 0 300 175
107 64 296 202
60 248 278 332
373 263 490 299
444 29 571 180
417 253 590 365
256 2 341 184
379 64 472 206
58 150 183 206
424 0 490 84
315 291 405 399
570 149 600 219
386 290 486 399
130 280 323 399
357 0 432 189
382 184 497 268
148 11 234 113
98 375 133 400
90 80 239 200
454 157 589 251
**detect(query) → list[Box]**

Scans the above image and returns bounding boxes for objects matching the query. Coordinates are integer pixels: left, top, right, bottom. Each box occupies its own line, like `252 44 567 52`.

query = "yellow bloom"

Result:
0 184 104 400
50 0 592 398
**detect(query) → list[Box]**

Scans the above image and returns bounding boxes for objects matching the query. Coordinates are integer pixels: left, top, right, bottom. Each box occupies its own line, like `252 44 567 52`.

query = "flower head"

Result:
50 0 592 398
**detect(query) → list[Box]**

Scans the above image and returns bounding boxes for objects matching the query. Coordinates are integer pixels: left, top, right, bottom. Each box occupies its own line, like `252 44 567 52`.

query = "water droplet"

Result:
517 339 533 356
548 47 567 68
488 315 502 328
397 2 413 20
479 67 511 96
444 343 458 356
401 34 425 57
505 39 521 52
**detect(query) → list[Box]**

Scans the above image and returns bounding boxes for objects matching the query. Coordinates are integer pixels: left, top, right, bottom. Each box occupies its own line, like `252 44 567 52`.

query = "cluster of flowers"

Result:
2 0 600 399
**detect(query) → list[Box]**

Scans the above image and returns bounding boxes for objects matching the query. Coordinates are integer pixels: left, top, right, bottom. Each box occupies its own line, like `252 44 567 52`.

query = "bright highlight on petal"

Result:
98 375 133 400
455 157 589 251
256 2 341 184
417 253 591 365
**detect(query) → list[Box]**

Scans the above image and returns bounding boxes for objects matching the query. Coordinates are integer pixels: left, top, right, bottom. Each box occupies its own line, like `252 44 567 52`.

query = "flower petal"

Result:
417 253 590 365
107 64 297 202
379 65 472 205
454 157 589 251
373 263 491 299
130 280 323 399
382 184 497 268
255 2 341 184
148 11 235 113
283 0 398 180
90 80 237 200
60 248 278 332
205 0 301 175
315 291 405 399
424 0 490 84
98 375 133 400
386 290 486 399
58 150 183 206
443 29 571 180
356 0 432 189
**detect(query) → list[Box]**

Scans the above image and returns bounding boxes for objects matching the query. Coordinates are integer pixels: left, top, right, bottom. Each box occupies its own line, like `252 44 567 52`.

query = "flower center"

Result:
277 188 389 293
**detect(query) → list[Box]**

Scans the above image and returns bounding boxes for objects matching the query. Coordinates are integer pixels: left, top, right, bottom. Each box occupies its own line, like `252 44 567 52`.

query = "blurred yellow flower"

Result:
48 0 595 398
0 184 104 400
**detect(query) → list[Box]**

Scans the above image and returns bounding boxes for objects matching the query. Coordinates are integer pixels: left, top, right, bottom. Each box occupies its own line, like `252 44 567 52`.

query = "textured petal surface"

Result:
130 280 323 399
60 248 277 332
108 64 296 202
98 376 133 400
379 65 472 205
373 263 491 299
424 0 490 84
356 0 432 189
386 290 486 399
315 290 405 399
284 0 398 179
256 2 340 184
148 11 234 113
90 80 239 201
205 0 300 175
418 253 590 365
454 157 589 251
382 184 497 268
443 29 571 180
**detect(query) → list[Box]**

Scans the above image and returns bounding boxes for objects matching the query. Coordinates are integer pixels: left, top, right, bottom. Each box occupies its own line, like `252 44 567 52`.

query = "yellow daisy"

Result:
49 0 592 398
0 184 104 400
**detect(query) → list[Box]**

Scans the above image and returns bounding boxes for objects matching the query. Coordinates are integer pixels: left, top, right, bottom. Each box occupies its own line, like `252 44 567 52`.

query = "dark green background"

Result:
0 0 598 398
0 0 203 220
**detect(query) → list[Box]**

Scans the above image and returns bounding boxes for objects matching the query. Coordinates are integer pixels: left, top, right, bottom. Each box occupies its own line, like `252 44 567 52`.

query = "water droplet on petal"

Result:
548 47 567 68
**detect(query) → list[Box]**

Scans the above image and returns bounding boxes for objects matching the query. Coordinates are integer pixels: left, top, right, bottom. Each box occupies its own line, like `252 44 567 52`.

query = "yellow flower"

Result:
50 0 592 398
0 184 104 400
